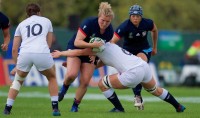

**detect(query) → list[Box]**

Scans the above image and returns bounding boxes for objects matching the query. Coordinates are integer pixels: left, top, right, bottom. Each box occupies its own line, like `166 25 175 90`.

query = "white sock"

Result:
6 98 14 106
51 96 58 101
102 89 114 98
158 88 168 100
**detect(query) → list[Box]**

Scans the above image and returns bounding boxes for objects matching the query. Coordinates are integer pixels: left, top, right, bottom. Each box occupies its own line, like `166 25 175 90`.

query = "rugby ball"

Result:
89 37 105 52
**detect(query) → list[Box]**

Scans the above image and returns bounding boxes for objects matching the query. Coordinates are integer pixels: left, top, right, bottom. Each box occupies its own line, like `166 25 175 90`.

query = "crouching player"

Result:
96 42 185 112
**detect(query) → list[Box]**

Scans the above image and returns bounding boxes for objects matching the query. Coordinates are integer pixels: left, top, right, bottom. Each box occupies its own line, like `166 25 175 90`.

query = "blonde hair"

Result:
98 2 114 18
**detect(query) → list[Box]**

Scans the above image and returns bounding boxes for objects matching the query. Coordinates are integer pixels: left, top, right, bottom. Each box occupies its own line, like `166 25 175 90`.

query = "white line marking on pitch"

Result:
0 92 199 103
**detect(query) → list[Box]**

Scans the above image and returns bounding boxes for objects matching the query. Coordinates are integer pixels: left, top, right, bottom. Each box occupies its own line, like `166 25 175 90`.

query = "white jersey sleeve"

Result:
15 26 21 37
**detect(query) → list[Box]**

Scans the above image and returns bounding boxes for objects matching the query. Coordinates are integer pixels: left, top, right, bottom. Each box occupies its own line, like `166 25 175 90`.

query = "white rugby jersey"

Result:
15 15 53 53
96 42 144 73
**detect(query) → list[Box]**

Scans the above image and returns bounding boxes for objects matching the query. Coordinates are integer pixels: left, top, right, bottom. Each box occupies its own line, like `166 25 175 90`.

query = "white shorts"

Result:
118 62 152 88
16 53 54 72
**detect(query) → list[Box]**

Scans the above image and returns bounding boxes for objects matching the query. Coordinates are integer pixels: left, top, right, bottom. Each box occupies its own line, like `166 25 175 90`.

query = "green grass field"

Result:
0 86 199 118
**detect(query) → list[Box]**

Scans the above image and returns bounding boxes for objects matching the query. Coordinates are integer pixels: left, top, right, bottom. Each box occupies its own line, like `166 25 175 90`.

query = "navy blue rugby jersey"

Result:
115 18 154 52
67 17 114 49
0 12 9 29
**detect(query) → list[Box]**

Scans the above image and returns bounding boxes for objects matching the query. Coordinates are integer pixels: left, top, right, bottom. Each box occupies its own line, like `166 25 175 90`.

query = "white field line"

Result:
0 92 200 103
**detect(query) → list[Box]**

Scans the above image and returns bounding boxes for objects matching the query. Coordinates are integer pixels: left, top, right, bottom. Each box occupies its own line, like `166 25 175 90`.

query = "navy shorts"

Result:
128 48 152 63
78 56 99 65
66 42 99 65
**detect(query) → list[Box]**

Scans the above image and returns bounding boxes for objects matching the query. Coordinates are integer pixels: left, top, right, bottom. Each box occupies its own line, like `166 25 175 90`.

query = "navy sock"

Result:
107 92 124 111
72 98 80 107
164 92 180 109
133 84 142 96
59 84 69 94
52 101 58 110
133 84 143 101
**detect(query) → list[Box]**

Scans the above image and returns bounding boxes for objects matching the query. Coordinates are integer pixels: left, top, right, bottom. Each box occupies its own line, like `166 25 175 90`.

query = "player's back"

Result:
15 15 53 54
97 43 144 72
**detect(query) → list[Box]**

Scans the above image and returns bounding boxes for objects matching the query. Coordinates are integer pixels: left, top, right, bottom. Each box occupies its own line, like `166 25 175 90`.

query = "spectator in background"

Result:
3 3 61 116
0 12 10 51
110 4 158 110
185 40 200 64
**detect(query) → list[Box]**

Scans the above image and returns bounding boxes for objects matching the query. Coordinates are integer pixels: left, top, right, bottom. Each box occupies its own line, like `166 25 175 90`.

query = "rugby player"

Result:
110 4 158 110
3 3 61 116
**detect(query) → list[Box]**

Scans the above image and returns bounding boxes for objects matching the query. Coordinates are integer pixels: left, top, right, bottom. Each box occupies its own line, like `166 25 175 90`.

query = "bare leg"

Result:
71 63 95 112
4 70 28 115
75 63 95 100
41 65 61 116
58 57 81 102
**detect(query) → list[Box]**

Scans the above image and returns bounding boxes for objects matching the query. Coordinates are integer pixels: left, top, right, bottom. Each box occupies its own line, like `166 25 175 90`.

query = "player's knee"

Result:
79 81 89 88
98 79 103 89
145 85 157 94
101 75 112 89
83 82 90 87
10 80 22 91
10 73 25 91
15 73 26 81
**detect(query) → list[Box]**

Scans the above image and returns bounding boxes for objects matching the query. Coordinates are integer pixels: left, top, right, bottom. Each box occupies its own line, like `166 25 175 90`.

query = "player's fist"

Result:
1 43 8 51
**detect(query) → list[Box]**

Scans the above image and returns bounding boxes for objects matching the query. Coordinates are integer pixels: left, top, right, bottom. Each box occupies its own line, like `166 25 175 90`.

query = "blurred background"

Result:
1 0 200 87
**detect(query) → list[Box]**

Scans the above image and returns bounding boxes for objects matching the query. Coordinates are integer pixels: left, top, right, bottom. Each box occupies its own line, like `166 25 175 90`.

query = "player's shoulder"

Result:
37 16 51 23
34 16 52 26
0 12 9 24
0 12 8 19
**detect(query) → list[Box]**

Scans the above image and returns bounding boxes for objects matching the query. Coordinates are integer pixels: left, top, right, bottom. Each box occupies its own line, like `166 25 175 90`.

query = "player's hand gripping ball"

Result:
89 37 105 52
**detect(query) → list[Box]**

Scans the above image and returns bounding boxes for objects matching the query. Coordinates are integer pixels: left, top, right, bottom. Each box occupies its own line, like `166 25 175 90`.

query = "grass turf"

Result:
0 86 199 118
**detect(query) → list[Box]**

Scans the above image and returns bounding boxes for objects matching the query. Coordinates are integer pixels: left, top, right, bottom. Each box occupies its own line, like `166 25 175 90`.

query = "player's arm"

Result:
1 28 10 51
151 23 158 56
46 32 53 48
52 48 95 58
110 33 120 44
74 29 103 48
12 36 22 64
